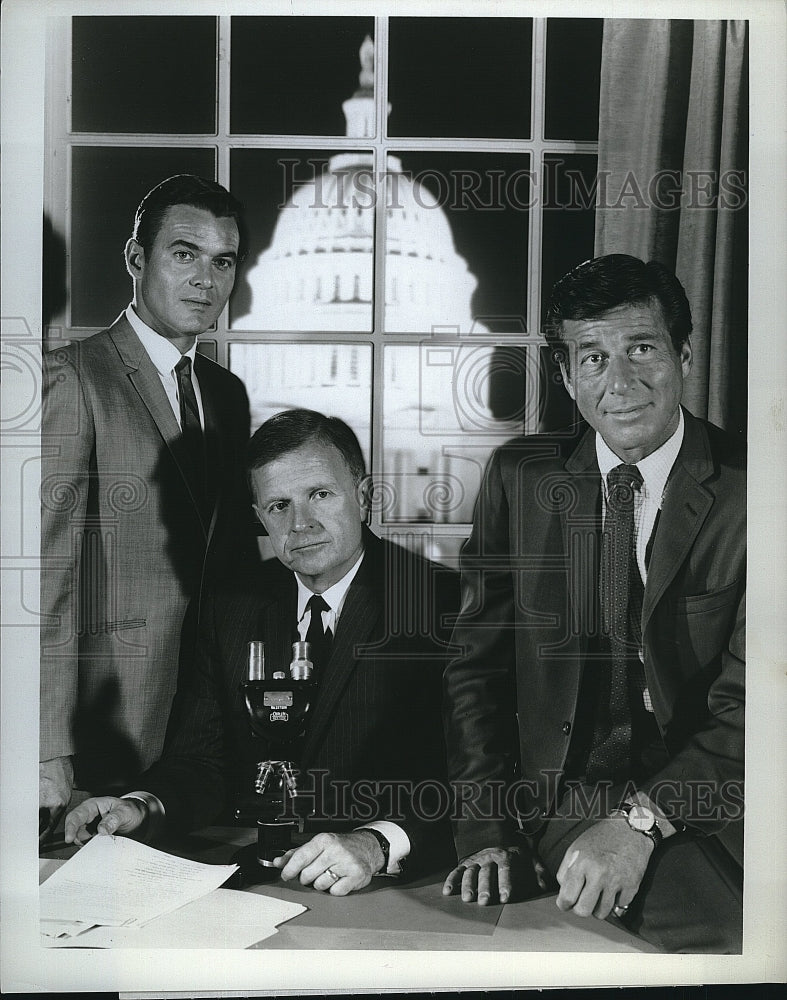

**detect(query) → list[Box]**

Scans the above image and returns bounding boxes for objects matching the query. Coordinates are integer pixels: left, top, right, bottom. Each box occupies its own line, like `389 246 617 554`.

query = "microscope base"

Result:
229 842 285 886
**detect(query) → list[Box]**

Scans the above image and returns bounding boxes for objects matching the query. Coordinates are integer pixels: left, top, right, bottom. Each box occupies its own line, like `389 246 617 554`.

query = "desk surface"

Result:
40 825 657 953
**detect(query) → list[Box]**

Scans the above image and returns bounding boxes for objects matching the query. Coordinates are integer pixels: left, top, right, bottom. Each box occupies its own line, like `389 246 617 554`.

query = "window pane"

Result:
544 19 603 141
70 146 216 328
388 18 532 139
229 342 372 456
71 17 217 134
231 17 375 136
381 344 527 524
540 154 598 323
385 152 529 334
231 149 375 332
539 154 597 431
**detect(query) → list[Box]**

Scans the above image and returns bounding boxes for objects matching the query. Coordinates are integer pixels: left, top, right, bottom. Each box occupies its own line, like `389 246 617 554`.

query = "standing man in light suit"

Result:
40 175 257 837
443 255 745 952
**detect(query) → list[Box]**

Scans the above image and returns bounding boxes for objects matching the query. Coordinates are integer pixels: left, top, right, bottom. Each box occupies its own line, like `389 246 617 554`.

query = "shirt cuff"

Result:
357 820 410 875
121 791 166 843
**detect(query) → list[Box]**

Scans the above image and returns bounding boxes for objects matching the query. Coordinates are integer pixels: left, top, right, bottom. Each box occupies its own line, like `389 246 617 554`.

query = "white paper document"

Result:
42 885 306 949
40 835 239 928
39 844 308 949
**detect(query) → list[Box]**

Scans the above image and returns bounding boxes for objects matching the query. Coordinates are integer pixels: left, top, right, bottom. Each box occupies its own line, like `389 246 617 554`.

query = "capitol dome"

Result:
236 37 483 335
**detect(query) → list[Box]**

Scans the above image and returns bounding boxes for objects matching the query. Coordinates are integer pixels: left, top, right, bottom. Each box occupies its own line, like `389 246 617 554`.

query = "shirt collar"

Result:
125 304 198 377
595 408 685 504
295 548 365 623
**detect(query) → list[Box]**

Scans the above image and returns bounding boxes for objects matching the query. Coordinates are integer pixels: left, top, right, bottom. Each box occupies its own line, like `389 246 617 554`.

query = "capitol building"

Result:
231 37 521 524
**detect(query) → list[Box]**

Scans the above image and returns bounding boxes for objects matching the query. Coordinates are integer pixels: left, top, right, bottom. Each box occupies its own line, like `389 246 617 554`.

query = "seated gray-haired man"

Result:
66 408 458 895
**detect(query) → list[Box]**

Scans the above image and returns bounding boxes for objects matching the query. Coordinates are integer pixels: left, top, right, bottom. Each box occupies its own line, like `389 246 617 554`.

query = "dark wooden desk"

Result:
40 825 657 953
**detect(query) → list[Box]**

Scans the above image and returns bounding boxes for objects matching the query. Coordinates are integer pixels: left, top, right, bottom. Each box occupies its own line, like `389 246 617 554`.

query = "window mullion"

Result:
369 16 390 537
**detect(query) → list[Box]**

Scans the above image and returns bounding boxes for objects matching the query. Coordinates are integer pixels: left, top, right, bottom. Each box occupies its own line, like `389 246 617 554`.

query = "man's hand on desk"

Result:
442 845 550 905
64 795 146 846
273 830 385 896
39 755 74 841
554 818 653 919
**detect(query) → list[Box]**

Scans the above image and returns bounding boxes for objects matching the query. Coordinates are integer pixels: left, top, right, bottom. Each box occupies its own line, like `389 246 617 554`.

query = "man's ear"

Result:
358 475 372 524
124 238 145 280
680 338 693 379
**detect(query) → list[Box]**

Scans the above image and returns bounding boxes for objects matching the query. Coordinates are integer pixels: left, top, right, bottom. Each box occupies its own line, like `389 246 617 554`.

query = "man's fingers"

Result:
64 803 100 844
271 849 295 869
442 865 465 896
555 866 584 912
476 862 502 905
592 884 620 920
278 841 323 882
571 878 603 919
460 863 480 902
496 859 513 903
556 848 579 886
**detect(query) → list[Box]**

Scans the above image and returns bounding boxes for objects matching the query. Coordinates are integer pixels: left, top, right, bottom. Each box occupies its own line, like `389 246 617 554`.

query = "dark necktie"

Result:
305 593 332 672
174 356 206 510
586 463 644 783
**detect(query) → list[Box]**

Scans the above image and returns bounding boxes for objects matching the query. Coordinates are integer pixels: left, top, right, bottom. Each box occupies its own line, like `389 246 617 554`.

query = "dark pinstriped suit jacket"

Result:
143 529 460 873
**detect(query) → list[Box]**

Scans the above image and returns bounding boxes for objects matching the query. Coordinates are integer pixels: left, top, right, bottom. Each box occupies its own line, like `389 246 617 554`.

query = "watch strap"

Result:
362 827 391 873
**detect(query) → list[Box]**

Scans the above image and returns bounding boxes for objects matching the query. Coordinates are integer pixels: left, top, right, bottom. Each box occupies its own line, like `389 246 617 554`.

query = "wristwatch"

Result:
362 827 391 873
611 800 663 850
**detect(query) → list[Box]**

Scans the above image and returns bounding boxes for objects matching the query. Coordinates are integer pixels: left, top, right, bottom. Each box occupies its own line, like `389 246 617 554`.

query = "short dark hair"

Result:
247 409 367 487
131 174 247 259
544 254 692 365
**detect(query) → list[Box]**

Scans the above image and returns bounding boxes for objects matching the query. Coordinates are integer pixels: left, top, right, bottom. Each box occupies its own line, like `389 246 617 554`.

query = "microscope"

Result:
233 639 316 883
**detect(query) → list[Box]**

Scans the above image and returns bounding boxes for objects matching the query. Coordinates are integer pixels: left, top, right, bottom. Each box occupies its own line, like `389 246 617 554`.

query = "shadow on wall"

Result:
43 213 68 344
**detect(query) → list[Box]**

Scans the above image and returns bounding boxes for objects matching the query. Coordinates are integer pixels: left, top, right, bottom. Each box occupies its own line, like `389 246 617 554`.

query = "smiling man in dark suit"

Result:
443 255 745 952
40 175 257 837
64 409 458 894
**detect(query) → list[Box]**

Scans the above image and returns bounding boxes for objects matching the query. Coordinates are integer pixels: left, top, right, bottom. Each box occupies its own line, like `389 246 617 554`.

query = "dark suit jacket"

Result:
445 408 745 864
40 315 257 790
143 530 460 873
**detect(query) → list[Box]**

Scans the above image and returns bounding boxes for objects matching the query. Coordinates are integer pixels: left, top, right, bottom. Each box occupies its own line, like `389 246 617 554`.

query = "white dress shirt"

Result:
595 409 685 711
125 305 205 429
296 550 410 875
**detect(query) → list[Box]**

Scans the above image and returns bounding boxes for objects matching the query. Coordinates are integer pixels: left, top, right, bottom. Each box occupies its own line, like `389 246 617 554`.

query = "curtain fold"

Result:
595 19 748 436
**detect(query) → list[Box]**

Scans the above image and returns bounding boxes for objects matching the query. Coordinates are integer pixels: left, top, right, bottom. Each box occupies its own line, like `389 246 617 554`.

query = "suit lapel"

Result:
301 549 380 764
642 411 715 629
109 316 209 534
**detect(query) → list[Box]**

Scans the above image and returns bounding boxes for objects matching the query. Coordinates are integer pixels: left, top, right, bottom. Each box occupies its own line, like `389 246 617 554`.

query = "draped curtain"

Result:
595 19 749 437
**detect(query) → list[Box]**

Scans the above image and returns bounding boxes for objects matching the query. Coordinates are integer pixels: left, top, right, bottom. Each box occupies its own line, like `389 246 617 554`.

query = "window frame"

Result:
44 14 599 546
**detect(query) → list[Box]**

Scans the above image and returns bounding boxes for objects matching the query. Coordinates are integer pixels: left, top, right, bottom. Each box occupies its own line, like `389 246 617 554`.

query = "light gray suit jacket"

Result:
40 315 256 790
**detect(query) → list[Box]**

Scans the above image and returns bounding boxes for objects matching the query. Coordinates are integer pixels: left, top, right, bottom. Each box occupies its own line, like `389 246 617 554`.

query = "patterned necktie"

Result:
305 593 332 672
174 356 206 510
586 462 643 783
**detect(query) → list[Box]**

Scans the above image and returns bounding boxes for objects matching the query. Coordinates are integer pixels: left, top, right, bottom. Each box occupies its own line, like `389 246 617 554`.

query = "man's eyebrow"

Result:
168 238 238 260
576 337 604 350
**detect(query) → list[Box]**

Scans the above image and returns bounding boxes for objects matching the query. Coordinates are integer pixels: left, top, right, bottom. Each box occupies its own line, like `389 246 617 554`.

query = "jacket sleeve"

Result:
140 590 230 833
40 346 93 762
642 585 745 844
443 448 522 860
